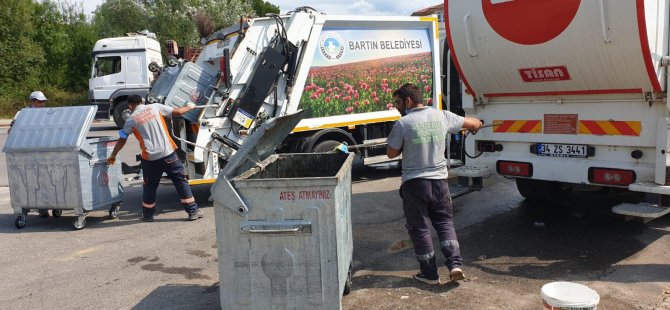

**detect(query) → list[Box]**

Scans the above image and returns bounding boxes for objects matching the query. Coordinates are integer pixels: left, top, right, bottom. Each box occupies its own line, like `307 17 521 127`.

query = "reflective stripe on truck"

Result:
492 120 542 133
492 119 642 136
578 120 641 136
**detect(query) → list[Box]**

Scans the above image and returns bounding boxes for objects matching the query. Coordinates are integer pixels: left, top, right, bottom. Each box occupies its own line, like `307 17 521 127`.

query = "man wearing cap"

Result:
107 95 203 222
9 91 52 217
9 91 48 134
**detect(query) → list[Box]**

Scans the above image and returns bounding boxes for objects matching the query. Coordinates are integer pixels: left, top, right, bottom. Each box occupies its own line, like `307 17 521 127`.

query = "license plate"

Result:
536 143 588 158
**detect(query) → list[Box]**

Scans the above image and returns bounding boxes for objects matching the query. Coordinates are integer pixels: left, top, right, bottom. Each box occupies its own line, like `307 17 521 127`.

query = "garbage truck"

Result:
444 0 670 221
147 7 478 190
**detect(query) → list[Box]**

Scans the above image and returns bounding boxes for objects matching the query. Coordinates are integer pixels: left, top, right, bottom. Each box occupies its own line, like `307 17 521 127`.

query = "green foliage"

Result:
0 0 280 117
252 0 280 17
0 90 88 118
145 0 199 46
92 0 149 38
198 0 254 30
0 0 45 94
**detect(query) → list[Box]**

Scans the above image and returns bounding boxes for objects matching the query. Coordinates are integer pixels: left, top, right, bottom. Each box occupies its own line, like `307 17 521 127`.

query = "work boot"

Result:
449 267 465 282
413 272 440 285
187 209 204 221
38 210 49 218
416 256 439 284
141 207 155 222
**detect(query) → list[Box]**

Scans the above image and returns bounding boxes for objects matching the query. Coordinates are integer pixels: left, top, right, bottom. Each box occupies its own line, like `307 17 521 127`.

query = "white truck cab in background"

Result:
88 31 163 128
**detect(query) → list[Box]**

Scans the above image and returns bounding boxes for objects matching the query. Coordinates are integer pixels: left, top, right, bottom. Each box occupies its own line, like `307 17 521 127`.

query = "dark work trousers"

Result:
142 152 198 216
401 178 462 277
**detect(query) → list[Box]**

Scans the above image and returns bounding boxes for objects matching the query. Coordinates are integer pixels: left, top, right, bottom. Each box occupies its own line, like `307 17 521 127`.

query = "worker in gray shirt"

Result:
387 83 482 285
107 95 202 222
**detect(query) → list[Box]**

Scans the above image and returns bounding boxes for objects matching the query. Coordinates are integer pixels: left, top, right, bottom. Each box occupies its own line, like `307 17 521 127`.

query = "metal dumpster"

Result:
3 106 123 230
210 111 354 310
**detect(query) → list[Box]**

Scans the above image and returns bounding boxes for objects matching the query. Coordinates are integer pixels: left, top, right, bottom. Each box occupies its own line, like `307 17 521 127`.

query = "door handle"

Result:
117 81 125 84
240 220 311 233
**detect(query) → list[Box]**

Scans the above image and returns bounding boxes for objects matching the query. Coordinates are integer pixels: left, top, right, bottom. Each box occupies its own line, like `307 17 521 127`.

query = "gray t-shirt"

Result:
387 106 465 182
121 104 177 161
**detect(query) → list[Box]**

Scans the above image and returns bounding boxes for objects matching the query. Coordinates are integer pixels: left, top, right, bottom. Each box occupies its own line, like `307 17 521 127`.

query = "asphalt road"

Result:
1 122 669 309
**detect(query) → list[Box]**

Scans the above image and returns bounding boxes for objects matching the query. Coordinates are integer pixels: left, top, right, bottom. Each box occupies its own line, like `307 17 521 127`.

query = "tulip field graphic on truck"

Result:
299 28 433 118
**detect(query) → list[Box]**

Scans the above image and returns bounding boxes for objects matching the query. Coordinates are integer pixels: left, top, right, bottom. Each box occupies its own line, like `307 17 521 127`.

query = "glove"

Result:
106 156 116 165
186 102 196 109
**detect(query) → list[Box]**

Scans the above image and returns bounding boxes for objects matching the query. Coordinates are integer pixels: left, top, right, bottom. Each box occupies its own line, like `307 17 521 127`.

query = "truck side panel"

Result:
447 0 667 98
446 0 670 189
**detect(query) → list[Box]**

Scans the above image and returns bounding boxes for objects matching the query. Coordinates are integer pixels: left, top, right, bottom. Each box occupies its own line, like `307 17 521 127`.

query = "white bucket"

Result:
541 281 600 310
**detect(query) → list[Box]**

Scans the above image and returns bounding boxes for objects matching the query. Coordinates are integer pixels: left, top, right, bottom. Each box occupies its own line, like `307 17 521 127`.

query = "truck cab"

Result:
88 32 163 128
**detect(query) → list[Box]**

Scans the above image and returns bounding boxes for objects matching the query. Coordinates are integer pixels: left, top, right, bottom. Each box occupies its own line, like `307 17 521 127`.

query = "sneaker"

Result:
413 272 440 285
449 268 465 282
38 210 50 218
187 210 204 221
141 215 154 222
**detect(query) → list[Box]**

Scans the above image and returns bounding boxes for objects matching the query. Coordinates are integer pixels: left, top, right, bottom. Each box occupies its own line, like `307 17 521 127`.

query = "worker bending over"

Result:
107 95 202 222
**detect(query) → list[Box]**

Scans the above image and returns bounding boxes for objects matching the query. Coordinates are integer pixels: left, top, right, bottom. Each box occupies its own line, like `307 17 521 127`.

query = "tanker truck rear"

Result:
445 0 670 220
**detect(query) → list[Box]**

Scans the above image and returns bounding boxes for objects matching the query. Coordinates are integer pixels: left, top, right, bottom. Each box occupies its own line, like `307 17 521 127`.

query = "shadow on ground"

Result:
350 183 670 293
132 283 220 310
0 181 213 233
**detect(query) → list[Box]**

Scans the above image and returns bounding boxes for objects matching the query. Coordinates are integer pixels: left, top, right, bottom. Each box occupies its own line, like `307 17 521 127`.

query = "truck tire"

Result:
113 101 131 128
312 140 341 153
516 178 568 200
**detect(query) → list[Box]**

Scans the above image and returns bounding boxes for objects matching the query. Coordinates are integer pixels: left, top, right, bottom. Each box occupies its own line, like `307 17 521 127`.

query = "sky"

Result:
64 0 440 17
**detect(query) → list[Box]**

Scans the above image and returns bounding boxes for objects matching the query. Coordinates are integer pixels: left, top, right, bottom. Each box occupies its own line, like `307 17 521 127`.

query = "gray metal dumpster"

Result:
3 106 123 230
210 111 354 310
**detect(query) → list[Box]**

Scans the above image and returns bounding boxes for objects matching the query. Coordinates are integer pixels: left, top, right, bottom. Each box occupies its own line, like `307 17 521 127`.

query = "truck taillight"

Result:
496 161 532 177
477 140 503 152
588 168 636 186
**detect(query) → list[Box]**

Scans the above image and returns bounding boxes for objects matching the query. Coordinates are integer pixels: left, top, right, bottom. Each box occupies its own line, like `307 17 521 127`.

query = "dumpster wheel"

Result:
109 204 121 219
73 215 87 230
14 215 27 229
343 264 353 295
52 210 62 217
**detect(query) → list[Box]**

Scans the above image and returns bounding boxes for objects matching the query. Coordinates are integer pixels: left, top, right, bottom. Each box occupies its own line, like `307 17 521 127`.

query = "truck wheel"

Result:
312 140 341 153
113 101 131 128
15 215 26 229
516 178 568 200
109 205 120 219
148 61 161 72
343 264 353 295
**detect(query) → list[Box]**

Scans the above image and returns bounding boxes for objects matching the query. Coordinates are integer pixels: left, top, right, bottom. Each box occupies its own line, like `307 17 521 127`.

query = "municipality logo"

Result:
319 32 344 61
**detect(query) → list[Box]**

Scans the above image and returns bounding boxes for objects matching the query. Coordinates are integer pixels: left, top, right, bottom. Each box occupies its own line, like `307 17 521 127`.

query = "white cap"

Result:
29 91 48 101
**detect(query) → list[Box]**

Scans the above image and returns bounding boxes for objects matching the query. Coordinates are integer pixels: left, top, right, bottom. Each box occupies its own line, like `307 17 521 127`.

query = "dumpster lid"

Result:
3 106 98 153
221 110 306 179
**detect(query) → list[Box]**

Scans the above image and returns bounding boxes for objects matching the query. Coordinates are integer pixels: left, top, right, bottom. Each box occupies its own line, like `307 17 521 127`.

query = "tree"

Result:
252 0 280 17
198 0 254 31
0 0 45 95
144 0 199 46
33 1 73 88
92 0 149 38
31 1 97 91
64 12 98 91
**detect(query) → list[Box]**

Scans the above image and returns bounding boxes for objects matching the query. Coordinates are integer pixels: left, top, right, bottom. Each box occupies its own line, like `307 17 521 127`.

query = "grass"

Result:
0 90 88 118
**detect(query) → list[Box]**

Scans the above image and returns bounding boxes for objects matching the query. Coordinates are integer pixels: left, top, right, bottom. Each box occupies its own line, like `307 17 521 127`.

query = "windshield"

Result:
93 56 122 77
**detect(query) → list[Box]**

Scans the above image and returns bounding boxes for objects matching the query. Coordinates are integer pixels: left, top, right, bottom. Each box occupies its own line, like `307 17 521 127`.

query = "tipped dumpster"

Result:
3 106 123 230
210 110 354 309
